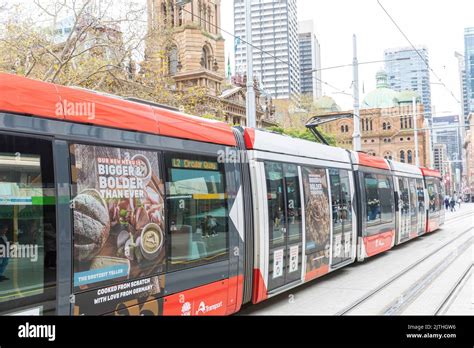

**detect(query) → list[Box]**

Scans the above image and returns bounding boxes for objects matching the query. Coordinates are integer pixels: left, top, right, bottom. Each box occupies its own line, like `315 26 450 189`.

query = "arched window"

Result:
345 125 349 133
383 122 387 130
404 116 408 129
400 150 405 163
387 122 391 130
400 116 403 129
407 150 413 164
168 45 178 75
370 120 373 131
341 125 345 133
409 117 412 128
201 45 212 70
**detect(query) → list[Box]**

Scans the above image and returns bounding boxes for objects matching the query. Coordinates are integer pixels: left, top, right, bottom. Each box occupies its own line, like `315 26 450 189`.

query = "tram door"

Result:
416 179 426 235
0 133 57 315
408 179 418 238
398 177 410 242
329 169 353 265
264 162 303 291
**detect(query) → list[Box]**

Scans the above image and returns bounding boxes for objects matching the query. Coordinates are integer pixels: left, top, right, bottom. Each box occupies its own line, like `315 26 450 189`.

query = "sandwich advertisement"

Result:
70 144 166 294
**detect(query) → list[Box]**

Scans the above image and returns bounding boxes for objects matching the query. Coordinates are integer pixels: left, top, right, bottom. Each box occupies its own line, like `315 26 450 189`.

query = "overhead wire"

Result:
376 0 461 104
178 5 352 97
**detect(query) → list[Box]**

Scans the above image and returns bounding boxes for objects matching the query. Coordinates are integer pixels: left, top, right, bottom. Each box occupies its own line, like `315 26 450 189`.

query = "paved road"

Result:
241 203 474 315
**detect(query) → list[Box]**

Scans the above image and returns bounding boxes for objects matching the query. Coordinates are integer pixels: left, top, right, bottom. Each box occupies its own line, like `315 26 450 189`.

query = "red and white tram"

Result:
0 73 444 315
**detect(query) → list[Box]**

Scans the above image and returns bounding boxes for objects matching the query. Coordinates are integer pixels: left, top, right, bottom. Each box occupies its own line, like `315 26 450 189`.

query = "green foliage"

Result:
267 126 337 146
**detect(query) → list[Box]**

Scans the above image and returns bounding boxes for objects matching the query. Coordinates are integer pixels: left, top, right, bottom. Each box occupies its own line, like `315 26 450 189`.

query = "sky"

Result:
221 0 474 116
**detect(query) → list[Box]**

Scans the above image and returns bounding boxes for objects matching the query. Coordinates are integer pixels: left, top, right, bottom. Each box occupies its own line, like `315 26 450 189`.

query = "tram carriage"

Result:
0 73 444 315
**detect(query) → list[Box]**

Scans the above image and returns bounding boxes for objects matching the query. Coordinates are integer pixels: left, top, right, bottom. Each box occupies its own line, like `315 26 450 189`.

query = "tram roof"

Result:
420 167 442 178
388 160 423 177
0 73 236 147
353 152 391 170
243 128 352 164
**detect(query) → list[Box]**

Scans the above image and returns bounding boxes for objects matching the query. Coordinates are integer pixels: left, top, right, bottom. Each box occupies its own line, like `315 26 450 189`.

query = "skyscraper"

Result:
455 51 469 124
384 46 432 123
298 20 322 101
234 0 300 100
433 115 462 174
465 28 474 116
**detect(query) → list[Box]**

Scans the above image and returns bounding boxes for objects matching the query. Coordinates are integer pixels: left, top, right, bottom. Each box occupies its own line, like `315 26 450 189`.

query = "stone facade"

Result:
220 75 276 127
319 103 431 167
145 0 275 127
146 0 225 96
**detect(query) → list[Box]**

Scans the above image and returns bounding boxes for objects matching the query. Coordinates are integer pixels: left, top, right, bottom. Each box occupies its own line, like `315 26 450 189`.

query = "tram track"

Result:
337 224 474 315
444 209 474 224
434 263 473 315
382 236 473 315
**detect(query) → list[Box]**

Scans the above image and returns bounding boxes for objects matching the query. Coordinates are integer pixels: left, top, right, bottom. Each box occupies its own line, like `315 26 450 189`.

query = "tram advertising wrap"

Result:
70 144 166 292
301 167 331 281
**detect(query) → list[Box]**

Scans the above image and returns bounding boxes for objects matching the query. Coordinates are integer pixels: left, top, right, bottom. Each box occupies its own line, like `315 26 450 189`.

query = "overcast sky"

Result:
221 0 473 115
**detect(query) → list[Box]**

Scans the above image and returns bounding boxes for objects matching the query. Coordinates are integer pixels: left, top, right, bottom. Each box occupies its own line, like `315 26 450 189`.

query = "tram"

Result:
0 73 444 315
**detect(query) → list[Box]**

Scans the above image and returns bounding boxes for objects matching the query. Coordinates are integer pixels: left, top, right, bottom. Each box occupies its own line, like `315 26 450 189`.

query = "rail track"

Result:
434 263 473 315
337 222 474 315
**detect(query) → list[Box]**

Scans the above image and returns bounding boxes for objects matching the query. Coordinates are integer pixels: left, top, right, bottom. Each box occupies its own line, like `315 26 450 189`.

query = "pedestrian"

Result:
449 197 456 212
444 196 450 210
457 197 462 209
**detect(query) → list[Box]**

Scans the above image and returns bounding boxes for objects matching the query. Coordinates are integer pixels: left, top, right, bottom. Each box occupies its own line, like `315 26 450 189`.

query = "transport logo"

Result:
195 300 223 315
181 302 191 316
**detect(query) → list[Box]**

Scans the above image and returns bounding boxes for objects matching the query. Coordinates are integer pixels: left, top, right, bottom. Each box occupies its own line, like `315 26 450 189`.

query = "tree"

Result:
0 0 226 120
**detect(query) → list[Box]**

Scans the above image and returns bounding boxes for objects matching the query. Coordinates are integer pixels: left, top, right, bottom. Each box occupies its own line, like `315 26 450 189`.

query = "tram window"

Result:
0 134 56 313
426 178 440 212
436 180 444 209
378 175 394 223
284 164 302 245
364 174 393 225
409 179 417 214
364 174 380 223
416 179 425 211
264 162 286 249
166 154 228 270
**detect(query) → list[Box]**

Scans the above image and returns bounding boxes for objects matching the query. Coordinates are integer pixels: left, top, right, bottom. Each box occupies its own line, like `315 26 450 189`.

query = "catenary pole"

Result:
245 0 256 128
352 34 361 151
413 97 420 166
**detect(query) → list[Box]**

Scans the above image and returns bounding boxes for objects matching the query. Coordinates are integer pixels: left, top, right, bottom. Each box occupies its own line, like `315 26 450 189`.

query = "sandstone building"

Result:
318 71 431 167
146 0 275 126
